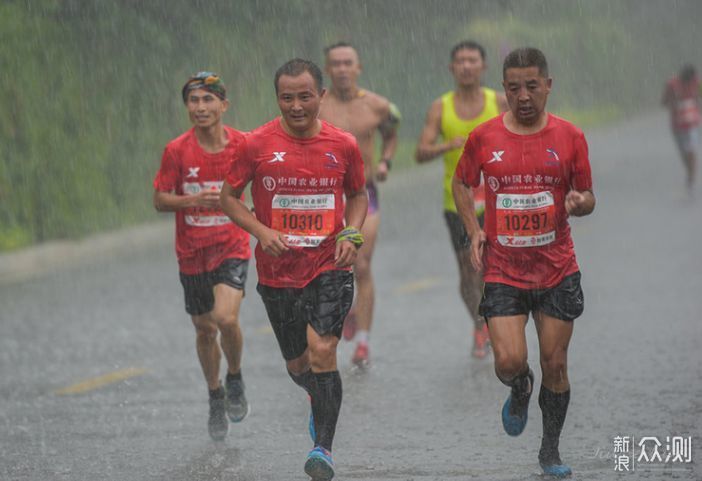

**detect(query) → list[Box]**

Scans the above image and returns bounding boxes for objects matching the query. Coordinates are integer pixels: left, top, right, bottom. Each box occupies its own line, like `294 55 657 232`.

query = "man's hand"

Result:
334 240 358 267
565 190 595 216
376 160 390 182
194 190 221 209
470 230 487 272
258 227 290 257
448 136 467 150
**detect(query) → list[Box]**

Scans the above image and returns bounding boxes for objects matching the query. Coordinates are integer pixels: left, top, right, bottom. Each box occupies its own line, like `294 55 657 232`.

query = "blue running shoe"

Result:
501 370 533 436
304 446 334 481
540 461 572 478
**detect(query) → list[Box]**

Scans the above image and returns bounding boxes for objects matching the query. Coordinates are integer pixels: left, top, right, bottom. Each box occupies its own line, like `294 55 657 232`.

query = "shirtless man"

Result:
319 42 400 367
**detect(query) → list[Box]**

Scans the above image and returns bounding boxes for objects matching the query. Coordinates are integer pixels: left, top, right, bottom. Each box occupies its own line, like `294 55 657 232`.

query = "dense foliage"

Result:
2 0 700 249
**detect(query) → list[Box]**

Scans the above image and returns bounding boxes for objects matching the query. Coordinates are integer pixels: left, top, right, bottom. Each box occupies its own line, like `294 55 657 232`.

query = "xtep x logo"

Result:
187 167 200 178
488 150 505 163
268 152 286 163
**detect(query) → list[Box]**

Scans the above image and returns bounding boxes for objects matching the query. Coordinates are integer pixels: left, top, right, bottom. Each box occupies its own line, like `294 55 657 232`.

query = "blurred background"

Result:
1 0 700 248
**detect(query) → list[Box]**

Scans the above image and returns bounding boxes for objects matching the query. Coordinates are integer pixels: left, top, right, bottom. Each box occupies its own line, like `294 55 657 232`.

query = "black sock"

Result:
309 371 342 452
209 385 225 399
287 369 315 395
226 371 242 382
498 366 532 396
538 385 570 465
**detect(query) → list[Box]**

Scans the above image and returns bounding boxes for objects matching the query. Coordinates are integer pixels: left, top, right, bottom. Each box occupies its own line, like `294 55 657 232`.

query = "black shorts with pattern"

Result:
256 269 354 361
179 258 248 316
479 271 585 322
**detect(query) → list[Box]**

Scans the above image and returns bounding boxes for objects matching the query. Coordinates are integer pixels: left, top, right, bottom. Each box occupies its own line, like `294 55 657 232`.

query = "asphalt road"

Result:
1 112 700 480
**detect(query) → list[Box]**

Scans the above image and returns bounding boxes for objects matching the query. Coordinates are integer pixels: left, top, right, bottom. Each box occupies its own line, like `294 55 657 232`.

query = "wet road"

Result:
1 112 700 480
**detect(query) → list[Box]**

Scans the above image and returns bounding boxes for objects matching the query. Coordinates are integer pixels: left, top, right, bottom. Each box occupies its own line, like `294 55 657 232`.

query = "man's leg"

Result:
534 311 574 476
191 312 228 440
350 211 380 365
488 315 534 436
456 248 489 357
211 283 249 422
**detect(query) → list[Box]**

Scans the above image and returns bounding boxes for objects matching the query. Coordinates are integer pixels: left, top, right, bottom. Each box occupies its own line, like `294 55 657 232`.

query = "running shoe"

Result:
342 309 357 341
308 395 316 442
351 342 369 367
471 323 491 359
501 369 534 436
304 446 335 481
539 461 572 478
208 396 228 441
225 376 249 423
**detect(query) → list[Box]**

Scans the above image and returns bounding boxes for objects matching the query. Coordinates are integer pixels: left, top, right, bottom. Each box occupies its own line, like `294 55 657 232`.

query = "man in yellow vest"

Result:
415 40 507 358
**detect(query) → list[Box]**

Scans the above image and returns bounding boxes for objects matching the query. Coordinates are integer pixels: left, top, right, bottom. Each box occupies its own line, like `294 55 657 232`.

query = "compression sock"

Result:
538 385 571 465
226 370 242 382
309 371 343 451
498 365 532 395
355 330 369 345
287 369 315 395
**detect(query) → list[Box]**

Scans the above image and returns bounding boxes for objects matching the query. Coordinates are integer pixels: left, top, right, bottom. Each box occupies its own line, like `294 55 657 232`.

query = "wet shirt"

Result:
455 114 592 289
226 119 365 288
153 126 251 275
440 88 501 214
666 77 701 131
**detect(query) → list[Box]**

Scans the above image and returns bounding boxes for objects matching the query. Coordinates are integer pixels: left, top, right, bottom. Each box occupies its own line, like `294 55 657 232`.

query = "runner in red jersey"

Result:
453 48 595 478
221 59 367 481
662 64 701 191
153 72 251 442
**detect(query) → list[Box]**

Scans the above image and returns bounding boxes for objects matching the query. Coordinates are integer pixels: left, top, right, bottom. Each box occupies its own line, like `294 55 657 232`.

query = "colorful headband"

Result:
181 71 226 102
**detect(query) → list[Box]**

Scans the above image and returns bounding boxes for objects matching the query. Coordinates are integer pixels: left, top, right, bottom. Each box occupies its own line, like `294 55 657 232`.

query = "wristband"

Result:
335 227 364 248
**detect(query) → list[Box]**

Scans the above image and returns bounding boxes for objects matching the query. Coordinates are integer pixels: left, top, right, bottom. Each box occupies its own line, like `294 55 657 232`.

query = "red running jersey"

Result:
226 119 365 288
666 77 701 130
153 126 251 275
455 114 593 289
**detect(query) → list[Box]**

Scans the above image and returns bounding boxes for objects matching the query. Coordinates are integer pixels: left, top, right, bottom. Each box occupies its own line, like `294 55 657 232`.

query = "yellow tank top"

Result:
441 88 500 213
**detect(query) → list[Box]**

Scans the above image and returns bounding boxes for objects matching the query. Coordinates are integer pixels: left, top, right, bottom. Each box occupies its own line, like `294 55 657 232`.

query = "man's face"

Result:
502 66 552 126
186 89 228 128
450 48 486 88
325 46 361 91
276 71 325 136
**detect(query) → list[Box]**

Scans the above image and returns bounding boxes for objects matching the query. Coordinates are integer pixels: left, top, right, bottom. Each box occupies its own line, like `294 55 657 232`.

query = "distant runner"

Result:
153 72 250 442
662 64 701 191
453 48 595 478
416 40 507 358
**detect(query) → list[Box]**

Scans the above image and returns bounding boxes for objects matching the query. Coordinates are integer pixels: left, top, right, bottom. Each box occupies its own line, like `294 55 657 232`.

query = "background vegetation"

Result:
2 0 701 250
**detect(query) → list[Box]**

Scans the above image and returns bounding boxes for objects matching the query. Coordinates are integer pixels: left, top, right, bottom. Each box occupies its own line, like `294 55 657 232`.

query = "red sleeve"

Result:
571 132 593 191
454 132 482 188
343 140 366 192
153 146 179 192
226 136 254 190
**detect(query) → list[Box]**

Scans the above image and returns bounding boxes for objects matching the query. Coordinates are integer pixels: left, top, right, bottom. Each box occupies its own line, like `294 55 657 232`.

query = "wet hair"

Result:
324 41 356 57
680 64 697 83
451 40 486 61
274 58 324 94
503 47 549 79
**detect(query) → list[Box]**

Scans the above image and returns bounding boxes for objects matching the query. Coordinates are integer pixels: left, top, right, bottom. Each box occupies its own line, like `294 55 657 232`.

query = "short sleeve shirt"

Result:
455 114 592 289
153 126 251 274
226 119 365 288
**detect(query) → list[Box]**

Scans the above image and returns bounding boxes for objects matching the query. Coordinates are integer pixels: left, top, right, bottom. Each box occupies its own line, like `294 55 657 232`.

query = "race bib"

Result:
183 181 231 227
676 98 701 125
271 194 335 247
496 192 555 247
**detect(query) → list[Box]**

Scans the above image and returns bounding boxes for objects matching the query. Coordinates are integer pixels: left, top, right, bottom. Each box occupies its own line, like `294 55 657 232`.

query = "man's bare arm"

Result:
415 99 463 163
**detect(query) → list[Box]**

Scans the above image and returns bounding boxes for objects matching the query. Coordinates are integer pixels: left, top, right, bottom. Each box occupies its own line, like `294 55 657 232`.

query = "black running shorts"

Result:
444 210 484 251
256 270 354 361
479 271 584 322
179 258 249 316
